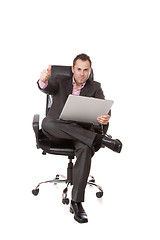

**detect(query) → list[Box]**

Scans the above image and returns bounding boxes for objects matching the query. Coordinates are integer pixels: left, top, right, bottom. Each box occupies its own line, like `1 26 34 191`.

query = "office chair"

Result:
32 65 107 204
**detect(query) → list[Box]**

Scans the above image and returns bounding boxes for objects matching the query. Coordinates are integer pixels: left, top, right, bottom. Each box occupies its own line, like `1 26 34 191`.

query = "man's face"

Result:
72 59 91 86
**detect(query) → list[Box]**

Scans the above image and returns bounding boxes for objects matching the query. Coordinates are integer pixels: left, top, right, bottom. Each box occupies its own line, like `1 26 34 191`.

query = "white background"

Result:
0 0 160 239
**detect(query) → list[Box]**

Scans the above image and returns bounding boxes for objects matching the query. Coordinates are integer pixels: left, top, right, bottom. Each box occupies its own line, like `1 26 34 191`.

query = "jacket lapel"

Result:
64 77 93 96
65 77 73 96
80 80 93 96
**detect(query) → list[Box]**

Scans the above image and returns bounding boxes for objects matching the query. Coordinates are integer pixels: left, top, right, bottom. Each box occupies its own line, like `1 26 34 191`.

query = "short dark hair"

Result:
73 53 92 67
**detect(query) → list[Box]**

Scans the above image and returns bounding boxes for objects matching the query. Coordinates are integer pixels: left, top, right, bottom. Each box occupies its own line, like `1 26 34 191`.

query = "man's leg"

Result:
71 141 94 203
42 117 97 147
42 117 95 223
42 117 122 153
70 140 93 223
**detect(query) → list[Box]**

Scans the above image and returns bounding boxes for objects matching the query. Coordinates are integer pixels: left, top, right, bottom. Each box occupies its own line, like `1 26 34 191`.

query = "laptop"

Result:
59 94 114 125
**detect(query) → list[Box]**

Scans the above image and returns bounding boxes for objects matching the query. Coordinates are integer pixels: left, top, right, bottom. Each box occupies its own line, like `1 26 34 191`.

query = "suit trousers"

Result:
42 117 98 202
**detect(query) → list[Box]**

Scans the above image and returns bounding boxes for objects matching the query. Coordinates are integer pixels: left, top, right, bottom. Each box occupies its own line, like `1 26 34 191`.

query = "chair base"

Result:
32 156 103 203
32 174 103 204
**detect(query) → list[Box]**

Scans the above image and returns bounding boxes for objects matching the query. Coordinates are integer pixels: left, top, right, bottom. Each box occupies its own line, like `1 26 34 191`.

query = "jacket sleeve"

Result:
94 82 111 116
94 82 111 134
37 77 59 95
94 82 105 99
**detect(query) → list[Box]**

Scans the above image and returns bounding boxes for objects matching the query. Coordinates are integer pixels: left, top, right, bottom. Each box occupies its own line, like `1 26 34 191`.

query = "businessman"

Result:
38 53 122 223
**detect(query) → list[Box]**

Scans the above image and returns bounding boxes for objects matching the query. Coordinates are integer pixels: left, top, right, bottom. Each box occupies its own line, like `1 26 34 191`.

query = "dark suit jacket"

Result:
38 75 110 133
38 75 105 117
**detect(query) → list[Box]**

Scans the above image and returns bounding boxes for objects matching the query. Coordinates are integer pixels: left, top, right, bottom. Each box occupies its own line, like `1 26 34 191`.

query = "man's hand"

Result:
40 65 52 82
97 114 110 125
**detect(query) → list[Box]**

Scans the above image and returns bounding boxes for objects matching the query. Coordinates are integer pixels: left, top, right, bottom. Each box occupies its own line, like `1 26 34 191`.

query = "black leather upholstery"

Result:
50 65 73 78
50 65 94 81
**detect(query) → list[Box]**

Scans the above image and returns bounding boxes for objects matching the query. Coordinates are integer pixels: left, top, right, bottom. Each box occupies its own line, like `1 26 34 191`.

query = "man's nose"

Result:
80 71 84 75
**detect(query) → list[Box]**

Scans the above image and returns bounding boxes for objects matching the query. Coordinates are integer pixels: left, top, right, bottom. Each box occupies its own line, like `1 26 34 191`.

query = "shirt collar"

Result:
72 77 86 89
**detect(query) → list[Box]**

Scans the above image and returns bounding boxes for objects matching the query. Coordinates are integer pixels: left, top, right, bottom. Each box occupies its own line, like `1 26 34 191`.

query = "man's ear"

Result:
71 66 74 73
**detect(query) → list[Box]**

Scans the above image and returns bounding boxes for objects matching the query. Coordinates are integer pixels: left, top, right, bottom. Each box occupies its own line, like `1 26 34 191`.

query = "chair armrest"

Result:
102 123 109 135
32 114 40 148
93 123 109 135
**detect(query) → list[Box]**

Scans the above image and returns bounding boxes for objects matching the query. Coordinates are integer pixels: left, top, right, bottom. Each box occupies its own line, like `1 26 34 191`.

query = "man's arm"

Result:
38 65 58 95
94 82 111 126
94 82 105 99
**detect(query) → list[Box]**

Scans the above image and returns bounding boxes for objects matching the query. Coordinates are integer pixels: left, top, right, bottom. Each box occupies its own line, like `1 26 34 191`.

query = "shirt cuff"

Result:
38 79 48 89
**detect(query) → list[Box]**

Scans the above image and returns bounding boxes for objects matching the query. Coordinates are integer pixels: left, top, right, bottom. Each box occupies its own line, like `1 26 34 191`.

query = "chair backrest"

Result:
46 65 94 115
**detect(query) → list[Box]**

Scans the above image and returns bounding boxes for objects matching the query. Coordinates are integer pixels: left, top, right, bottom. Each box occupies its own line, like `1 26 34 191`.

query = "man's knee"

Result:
42 117 49 132
74 141 94 156
41 117 57 136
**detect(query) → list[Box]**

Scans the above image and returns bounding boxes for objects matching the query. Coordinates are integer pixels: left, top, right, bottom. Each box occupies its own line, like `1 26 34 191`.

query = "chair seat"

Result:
38 129 75 157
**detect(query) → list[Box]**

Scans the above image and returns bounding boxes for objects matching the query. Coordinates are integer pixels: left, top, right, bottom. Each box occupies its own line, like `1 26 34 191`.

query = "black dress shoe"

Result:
70 200 88 223
102 135 122 153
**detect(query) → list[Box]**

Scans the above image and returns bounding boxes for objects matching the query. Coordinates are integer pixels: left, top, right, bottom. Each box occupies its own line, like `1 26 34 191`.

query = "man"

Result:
38 53 122 223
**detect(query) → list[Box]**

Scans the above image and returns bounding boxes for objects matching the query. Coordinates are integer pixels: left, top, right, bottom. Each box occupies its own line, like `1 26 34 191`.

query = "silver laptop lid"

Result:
59 95 114 125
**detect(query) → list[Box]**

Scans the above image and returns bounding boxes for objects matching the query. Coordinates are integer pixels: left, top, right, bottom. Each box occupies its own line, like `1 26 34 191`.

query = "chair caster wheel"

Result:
62 198 69 205
96 191 103 198
54 175 59 185
32 188 39 196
